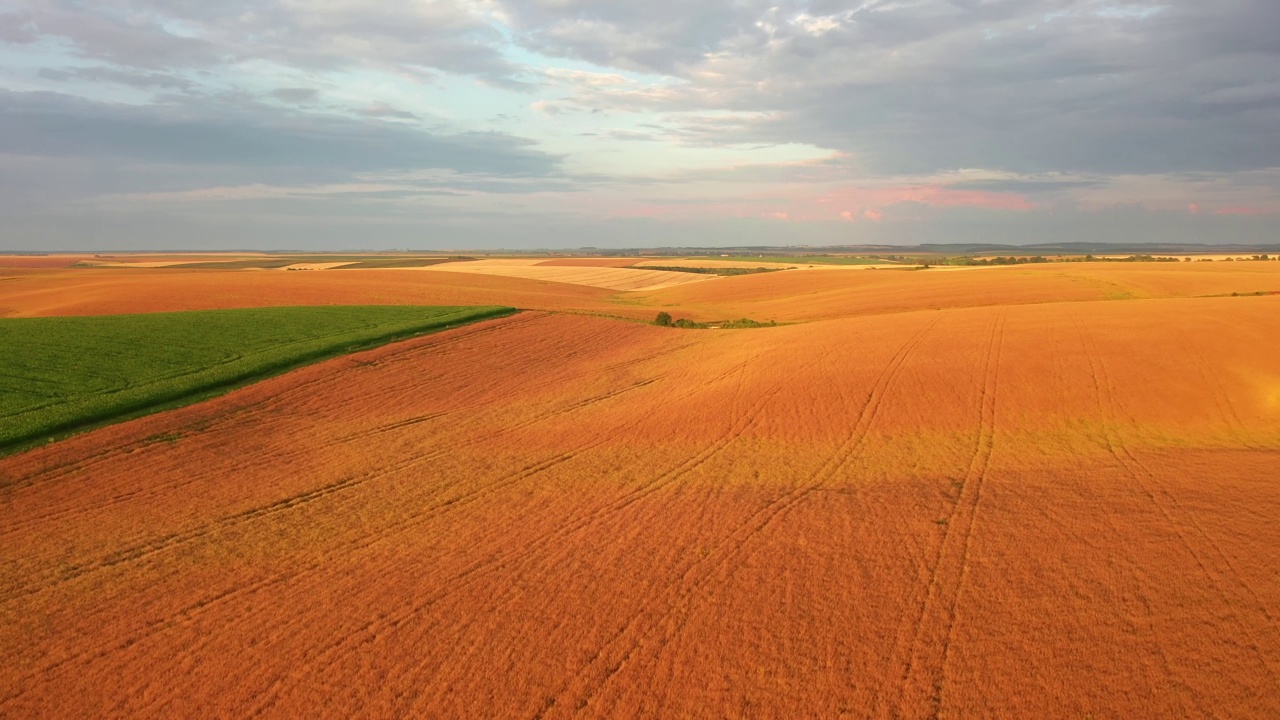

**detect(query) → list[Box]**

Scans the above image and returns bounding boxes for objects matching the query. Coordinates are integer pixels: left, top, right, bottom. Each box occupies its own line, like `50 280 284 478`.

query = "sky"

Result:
1 0 1278 250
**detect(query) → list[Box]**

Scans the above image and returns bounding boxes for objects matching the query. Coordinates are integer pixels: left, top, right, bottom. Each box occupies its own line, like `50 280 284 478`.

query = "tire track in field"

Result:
255 338 707 567
1172 329 1259 450
5 315 683 517
393 348 783 712
2 309 641 506
0 365 611 665
241 350 780 717
3 370 674 702
599 316 936 714
1 317 692 619
3 338 604 538
629 313 944 720
6 322 726 711
327 335 697 447
270 348 780 713
8 448 601 701
0 571 299 707
2 316 694 537
1074 315 1280 686
1069 317 1221 717
6 326 702 707
0 372 664 606
534 314 942 718
880 309 1004 720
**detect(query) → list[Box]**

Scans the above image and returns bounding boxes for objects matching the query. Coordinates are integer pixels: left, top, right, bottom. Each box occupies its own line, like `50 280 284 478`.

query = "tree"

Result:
654 312 673 327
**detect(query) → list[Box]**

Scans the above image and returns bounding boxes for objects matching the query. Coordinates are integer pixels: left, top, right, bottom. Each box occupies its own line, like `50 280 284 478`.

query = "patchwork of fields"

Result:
2 257 1279 717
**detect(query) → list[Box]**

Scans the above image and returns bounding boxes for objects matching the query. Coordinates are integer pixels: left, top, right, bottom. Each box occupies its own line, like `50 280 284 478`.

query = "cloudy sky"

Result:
1 0 1277 250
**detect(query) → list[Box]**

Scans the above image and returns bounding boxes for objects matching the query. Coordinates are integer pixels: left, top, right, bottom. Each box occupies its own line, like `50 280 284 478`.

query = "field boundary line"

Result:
0 306 517 459
0 310 536 491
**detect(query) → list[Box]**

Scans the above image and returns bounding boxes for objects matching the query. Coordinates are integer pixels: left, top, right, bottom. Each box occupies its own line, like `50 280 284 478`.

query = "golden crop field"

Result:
2 257 1279 717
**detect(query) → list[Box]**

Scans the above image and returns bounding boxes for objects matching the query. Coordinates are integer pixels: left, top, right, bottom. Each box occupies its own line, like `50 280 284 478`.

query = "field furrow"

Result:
1075 316 1280 688
890 310 1006 719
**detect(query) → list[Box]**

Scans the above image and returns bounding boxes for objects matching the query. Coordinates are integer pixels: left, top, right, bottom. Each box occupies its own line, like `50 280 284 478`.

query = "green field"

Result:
0 305 513 455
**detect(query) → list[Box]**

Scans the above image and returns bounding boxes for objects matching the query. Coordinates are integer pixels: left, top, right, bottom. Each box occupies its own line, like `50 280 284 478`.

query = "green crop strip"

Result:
0 305 514 456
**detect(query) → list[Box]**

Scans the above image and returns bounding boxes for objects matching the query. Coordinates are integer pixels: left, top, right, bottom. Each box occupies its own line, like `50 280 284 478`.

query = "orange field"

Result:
0 266 627 319
3 259 1280 717
0 255 86 269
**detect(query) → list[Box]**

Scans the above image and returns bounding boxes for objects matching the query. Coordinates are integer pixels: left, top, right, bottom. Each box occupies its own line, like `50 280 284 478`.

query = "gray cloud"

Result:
0 11 39 44
503 0 1280 176
591 129 659 142
945 179 1108 194
361 102 420 121
504 0 771 75
270 87 320 105
5 0 527 86
22 7 224 68
0 90 559 176
38 66 193 90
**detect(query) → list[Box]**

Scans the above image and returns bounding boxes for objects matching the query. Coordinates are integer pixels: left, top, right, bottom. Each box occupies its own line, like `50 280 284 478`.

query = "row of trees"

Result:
653 312 776 329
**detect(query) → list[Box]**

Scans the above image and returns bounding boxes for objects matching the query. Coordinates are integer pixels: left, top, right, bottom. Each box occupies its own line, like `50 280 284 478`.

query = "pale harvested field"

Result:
630 261 1280 322
2 261 1280 718
633 258 905 270
407 259 717 291
538 258 645 267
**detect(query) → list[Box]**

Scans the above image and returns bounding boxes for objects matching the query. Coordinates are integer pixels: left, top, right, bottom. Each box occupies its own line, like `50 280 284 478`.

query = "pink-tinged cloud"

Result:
1213 206 1275 216
840 209 883 221
1188 203 1200 215
612 182 1033 224
821 185 1035 212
